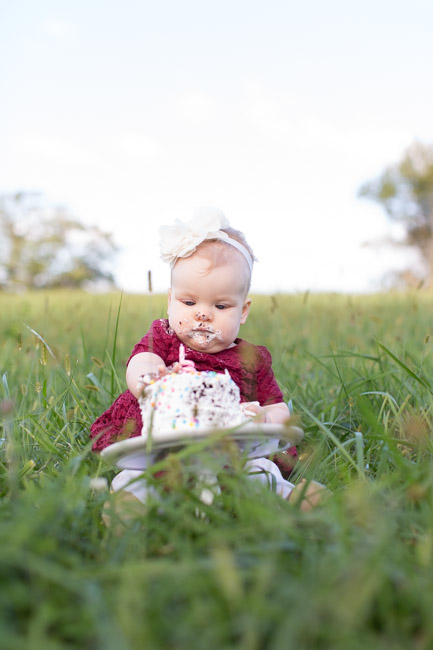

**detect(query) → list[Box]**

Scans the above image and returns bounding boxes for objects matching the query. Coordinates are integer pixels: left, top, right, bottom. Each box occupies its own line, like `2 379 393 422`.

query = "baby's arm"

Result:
243 401 290 425
126 352 167 398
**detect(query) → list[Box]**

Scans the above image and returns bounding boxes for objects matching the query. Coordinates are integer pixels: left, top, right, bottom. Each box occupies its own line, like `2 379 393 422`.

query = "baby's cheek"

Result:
175 318 193 335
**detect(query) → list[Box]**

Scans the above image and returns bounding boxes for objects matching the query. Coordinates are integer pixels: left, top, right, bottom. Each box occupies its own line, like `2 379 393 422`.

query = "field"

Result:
2 289 433 649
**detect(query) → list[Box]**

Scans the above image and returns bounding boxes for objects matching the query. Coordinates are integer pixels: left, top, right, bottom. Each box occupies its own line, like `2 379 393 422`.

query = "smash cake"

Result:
139 368 246 439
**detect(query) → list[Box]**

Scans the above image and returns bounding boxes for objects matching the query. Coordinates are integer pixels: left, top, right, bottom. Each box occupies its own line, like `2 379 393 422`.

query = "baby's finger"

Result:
157 365 168 377
136 373 155 395
241 401 266 422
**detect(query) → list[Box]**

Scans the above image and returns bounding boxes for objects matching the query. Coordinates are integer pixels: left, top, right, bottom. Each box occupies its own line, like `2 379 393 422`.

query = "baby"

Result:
91 208 326 512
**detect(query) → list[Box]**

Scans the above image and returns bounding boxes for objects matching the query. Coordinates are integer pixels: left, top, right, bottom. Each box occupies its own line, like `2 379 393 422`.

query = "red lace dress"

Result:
90 319 296 472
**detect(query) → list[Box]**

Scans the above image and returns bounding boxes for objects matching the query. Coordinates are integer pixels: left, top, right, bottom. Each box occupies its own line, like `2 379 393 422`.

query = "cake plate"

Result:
100 422 304 470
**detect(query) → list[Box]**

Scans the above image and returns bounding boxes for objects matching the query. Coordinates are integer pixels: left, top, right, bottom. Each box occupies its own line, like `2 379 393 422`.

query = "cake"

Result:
139 369 245 439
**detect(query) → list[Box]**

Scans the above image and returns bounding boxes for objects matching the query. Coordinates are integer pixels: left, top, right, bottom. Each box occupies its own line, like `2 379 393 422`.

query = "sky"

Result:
2 0 433 294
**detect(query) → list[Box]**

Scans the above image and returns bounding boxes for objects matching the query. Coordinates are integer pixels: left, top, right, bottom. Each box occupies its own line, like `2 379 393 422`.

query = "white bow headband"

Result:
158 207 255 273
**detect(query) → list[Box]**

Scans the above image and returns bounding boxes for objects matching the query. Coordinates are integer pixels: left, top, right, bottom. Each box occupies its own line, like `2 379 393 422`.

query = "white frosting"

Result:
140 369 245 439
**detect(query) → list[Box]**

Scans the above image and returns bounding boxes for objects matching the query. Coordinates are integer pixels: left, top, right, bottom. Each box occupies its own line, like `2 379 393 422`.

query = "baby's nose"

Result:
196 311 211 322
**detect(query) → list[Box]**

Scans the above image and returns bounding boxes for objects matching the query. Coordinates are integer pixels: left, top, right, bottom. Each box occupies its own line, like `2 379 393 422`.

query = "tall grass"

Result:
1 290 433 649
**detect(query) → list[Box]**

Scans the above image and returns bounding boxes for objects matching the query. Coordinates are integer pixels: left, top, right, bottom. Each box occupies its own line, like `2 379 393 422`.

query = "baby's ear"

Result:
240 298 251 324
167 289 172 314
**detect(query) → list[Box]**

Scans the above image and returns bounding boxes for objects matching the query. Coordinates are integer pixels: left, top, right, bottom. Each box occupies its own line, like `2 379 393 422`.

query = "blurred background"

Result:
1 0 433 294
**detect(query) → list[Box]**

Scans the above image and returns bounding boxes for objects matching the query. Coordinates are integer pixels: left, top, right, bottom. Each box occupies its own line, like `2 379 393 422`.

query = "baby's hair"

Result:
194 227 254 294
222 227 255 260
170 226 254 295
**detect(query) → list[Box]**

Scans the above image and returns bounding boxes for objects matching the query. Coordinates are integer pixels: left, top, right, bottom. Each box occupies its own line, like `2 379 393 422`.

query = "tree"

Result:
0 192 118 291
359 141 433 286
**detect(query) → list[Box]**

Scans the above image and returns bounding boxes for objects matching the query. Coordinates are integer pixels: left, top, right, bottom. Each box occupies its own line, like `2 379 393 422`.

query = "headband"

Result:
158 207 255 273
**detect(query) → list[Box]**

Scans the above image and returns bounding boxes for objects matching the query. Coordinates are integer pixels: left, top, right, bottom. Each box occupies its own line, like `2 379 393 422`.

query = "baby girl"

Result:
91 208 326 511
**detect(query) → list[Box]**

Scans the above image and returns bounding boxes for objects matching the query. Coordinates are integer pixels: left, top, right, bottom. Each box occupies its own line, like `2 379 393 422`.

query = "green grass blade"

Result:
376 341 433 395
110 291 123 397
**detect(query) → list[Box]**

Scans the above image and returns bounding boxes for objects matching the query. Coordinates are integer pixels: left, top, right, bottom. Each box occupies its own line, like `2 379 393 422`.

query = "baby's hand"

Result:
241 401 267 423
167 362 182 374
137 365 169 394
288 479 331 511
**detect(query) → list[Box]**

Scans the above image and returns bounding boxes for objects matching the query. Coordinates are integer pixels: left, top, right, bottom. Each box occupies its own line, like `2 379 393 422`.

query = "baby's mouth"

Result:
178 320 223 345
194 322 211 329
187 325 225 345
188 329 217 343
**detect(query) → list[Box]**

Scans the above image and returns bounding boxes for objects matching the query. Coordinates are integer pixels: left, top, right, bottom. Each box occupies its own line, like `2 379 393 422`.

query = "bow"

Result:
159 207 230 266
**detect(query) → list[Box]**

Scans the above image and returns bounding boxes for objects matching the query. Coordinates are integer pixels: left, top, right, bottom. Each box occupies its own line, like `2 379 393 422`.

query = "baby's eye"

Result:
215 304 227 310
183 300 195 306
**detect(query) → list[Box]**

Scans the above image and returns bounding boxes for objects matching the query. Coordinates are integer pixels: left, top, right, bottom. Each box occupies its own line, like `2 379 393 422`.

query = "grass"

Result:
2 289 433 649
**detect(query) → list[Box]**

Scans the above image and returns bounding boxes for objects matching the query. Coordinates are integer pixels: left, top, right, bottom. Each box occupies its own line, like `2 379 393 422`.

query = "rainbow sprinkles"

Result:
139 367 245 439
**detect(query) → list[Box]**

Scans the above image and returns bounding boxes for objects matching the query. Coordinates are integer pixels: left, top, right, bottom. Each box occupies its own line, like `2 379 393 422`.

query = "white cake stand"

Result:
100 422 304 470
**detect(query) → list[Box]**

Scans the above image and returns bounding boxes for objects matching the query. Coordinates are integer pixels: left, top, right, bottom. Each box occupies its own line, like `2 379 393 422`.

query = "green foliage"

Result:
2 291 433 648
0 193 118 291
359 141 433 285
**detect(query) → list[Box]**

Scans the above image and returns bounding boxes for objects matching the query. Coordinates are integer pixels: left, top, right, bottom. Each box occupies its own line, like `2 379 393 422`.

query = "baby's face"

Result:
168 254 251 353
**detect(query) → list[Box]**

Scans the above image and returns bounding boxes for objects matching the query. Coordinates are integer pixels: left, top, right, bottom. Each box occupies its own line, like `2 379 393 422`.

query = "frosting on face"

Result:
174 317 224 346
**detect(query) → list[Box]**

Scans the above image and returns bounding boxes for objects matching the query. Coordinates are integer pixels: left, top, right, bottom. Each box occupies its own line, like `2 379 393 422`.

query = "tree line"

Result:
0 192 117 291
359 141 433 287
